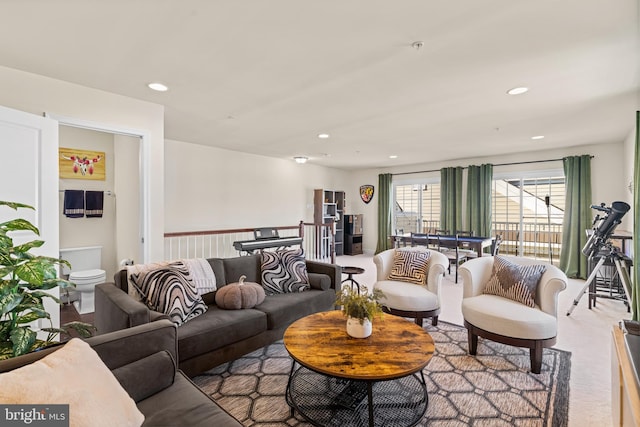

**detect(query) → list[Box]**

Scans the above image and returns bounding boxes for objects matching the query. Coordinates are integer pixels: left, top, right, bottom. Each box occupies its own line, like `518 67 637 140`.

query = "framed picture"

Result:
59 147 105 180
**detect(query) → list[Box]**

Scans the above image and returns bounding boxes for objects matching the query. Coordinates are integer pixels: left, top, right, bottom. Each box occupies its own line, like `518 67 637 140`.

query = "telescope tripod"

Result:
566 245 633 316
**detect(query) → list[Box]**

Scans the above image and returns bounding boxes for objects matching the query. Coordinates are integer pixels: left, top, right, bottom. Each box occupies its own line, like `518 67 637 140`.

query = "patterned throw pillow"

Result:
483 256 546 307
131 261 208 326
387 249 431 285
261 248 310 295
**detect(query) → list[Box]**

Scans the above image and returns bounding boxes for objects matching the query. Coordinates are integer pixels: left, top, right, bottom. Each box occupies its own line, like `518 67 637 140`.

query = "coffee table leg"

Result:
285 360 297 417
367 382 374 427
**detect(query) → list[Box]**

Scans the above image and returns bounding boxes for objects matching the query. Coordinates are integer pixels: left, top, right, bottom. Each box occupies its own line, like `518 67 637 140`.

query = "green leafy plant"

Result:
335 285 385 324
0 200 95 360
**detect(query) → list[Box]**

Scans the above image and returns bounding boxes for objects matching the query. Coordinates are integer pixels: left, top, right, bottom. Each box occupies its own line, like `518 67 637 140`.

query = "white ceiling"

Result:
1 1 638 170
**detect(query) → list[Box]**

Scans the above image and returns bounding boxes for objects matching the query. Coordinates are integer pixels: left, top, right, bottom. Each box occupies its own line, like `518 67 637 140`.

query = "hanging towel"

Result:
85 191 104 217
63 190 84 218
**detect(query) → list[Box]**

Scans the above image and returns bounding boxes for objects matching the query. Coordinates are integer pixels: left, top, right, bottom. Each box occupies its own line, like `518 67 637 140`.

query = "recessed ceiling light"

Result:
389 155 398 159
317 133 330 139
507 87 528 95
531 135 545 140
293 156 308 164
148 82 168 92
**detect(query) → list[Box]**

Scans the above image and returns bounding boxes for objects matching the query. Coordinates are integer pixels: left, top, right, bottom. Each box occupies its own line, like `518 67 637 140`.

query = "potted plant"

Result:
335 285 384 338
0 200 95 360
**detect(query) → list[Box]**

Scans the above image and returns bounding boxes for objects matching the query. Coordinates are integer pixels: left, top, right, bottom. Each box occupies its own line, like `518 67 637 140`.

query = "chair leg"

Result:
467 329 478 355
530 342 543 374
414 316 423 327
431 315 438 326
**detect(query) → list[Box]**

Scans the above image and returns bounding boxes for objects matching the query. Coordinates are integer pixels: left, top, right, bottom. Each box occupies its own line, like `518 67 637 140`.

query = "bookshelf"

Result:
314 189 345 256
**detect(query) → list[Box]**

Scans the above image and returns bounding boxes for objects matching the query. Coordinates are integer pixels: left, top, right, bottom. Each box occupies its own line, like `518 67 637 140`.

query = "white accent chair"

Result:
373 249 448 326
459 256 567 374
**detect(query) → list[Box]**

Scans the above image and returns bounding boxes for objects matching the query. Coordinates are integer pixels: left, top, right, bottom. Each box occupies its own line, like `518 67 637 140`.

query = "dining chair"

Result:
491 234 504 256
437 233 467 283
456 230 477 258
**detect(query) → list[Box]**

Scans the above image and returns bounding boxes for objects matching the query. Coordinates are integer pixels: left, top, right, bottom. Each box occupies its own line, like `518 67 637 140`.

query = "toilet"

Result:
60 246 106 314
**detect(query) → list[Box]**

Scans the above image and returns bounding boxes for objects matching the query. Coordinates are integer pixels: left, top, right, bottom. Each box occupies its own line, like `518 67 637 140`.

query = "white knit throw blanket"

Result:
180 258 217 295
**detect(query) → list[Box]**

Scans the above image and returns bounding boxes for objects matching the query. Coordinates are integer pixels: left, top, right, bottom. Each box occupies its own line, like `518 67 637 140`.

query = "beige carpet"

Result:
193 321 570 426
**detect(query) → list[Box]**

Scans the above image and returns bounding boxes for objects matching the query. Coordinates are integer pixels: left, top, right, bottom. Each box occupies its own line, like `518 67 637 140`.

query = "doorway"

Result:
48 113 151 272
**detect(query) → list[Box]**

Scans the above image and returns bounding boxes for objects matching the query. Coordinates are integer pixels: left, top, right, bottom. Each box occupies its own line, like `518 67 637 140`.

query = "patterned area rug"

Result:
193 321 571 426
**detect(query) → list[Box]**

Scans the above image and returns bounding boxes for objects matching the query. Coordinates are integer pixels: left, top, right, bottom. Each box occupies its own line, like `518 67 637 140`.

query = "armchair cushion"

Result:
374 280 439 312
462 294 558 339
482 255 546 308
387 248 431 285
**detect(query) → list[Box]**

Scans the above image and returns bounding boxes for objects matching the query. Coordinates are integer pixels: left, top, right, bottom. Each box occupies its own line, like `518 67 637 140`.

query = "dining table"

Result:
390 233 493 257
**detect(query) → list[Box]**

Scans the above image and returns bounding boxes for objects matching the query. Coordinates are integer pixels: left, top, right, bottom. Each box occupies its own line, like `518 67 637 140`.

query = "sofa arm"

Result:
95 283 151 335
306 260 341 290
87 319 178 371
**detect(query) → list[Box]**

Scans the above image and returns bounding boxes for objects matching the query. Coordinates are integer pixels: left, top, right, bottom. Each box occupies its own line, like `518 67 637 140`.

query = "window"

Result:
492 171 565 261
393 182 441 234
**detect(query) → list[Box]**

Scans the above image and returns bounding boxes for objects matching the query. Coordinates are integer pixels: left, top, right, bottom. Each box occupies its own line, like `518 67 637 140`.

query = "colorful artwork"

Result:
360 185 374 204
59 148 105 180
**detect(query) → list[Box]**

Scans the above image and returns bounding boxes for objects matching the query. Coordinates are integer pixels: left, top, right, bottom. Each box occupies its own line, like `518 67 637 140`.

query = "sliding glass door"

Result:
492 171 565 262
393 181 441 234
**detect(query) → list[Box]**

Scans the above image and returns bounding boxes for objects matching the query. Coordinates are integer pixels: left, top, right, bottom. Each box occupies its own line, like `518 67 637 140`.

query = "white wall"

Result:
348 141 628 254
164 139 350 231
0 66 165 262
622 124 636 215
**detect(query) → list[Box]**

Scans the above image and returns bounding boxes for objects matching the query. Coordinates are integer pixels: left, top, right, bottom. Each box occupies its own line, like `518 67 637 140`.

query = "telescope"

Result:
582 201 630 258
568 200 632 316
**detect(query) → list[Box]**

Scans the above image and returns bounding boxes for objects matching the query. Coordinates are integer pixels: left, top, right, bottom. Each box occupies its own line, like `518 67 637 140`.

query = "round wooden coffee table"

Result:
283 310 435 427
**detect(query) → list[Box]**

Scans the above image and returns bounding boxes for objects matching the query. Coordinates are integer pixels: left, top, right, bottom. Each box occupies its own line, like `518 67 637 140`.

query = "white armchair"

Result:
459 256 567 374
373 249 448 326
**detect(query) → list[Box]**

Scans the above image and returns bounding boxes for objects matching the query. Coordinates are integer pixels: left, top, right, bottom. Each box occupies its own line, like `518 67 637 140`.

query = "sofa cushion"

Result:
254 289 334 330
482 255 546 307
0 338 144 427
220 254 262 284
112 350 176 402
131 264 208 326
137 371 241 426
387 248 431 285
177 306 267 360
261 248 310 295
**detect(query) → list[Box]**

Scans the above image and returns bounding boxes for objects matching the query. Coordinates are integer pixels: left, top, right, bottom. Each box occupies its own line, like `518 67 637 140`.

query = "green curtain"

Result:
440 167 463 233
466 164 493 237
632 111 639 321
559 155 592 278
375 173 393 254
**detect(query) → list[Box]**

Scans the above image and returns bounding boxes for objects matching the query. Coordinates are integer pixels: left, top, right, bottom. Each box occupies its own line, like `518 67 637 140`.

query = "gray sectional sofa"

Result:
95 254 341 377
0 320 242 427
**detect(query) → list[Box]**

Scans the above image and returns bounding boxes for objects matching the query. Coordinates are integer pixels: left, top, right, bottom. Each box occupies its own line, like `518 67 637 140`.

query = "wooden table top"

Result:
283 310 435 381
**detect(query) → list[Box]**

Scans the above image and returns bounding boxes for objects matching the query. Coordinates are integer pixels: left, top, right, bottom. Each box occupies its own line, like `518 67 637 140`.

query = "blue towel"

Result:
63 190 84 218
85 191 104 218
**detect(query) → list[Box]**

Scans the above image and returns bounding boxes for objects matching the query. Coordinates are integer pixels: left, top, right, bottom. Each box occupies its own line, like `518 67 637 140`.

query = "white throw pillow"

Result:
0 338 144 427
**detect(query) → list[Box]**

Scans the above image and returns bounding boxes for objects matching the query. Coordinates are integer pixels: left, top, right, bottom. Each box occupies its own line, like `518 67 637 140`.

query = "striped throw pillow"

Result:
131 262 207 325
387 249 431 285
483 256 546 307
261 248 310 295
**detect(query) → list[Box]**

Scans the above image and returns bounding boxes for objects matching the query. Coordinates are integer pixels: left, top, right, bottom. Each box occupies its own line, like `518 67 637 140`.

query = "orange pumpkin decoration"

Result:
215 275 266 310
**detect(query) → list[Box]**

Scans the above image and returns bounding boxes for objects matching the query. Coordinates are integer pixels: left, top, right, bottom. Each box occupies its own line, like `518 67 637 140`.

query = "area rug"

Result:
193 321 571 426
